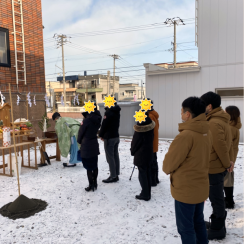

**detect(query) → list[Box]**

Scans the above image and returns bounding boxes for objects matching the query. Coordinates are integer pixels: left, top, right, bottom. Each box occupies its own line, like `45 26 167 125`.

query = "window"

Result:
0 27 11 67
216 88 244 98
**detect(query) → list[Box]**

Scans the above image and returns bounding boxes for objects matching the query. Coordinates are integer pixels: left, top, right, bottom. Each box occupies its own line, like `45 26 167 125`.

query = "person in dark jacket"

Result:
77 105 102 192
131 115 155 201
201 92 233 240
99 101 121 183
147 98 160 186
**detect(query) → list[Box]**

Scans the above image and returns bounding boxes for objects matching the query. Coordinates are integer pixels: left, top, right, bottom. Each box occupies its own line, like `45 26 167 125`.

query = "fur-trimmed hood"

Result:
133 121 155 132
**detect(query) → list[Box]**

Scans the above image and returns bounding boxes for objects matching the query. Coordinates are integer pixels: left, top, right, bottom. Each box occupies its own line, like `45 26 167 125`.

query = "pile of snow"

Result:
0 139 243 243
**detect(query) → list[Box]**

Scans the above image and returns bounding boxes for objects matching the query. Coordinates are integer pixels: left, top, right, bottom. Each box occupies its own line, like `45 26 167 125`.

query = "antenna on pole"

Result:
53 34 69 107
109 54 119 97
164 17 185 68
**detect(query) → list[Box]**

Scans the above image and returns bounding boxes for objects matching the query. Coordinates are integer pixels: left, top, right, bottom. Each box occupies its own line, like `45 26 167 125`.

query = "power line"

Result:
43 18 195 41
66 19 195 38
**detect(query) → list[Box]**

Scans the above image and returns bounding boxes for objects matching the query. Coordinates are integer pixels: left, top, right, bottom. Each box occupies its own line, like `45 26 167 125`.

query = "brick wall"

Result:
0 0 46 137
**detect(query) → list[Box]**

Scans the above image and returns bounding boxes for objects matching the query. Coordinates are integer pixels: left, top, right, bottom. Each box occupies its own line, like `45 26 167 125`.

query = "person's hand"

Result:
101 137 104 141
227 161 234 172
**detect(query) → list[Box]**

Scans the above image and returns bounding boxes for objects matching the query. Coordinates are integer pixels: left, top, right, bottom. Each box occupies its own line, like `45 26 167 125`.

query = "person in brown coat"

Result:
224 106 242 208
147 98 160 186
201 91 234 240
163 96 212 244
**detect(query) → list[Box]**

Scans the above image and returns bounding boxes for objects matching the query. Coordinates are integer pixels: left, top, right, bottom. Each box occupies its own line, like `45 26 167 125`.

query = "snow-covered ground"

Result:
0 139 243 244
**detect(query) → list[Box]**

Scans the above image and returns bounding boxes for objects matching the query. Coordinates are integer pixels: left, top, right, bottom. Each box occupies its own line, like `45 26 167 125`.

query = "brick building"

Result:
0 0 47 136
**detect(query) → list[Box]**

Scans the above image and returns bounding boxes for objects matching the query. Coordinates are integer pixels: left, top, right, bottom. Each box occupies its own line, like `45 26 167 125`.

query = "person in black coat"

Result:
130 115 155 201
77 105 102 192
99 101 121 183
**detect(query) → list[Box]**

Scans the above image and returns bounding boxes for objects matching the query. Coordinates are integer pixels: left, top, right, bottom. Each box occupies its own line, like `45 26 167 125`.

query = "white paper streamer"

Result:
17 95 21 105
61 95 64 106
44 94 50 107
33 95 36 105
27 92 32 107
73 94 79 105
0 91 5 107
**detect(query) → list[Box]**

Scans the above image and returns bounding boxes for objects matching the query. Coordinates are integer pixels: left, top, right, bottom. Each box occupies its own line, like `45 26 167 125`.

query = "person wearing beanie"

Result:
163 97 212 244
224 106 242 209
130 113 155 201
52 112 81 167
77 104 102 192
147 98 160 186
200 91 234 240
99 99 121 183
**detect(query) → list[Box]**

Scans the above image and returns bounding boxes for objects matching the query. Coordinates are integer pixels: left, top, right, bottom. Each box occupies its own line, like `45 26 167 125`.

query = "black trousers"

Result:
151 153 158 184
209 171 227 219
151 153 158 172
138 166 151 198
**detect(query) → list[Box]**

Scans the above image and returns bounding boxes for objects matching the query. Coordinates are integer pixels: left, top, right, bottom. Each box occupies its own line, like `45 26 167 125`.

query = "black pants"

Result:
151 152 158 183
138 166 151 199
209 171 227 219
151 153 158 171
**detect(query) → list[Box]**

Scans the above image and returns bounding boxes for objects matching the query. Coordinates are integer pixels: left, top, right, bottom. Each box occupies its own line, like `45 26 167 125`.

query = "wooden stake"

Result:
9 83 21 196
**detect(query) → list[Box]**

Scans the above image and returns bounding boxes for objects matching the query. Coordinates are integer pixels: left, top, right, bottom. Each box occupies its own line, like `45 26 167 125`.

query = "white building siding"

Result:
146 0 243 142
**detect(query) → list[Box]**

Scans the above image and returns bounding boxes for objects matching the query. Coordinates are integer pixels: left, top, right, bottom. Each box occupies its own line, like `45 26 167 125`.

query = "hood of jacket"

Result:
134 121 155 132
108 105 121 113
149 110 159 120
230 117 242 129
206 107 230 123
179 113 209 134
87 110 102 125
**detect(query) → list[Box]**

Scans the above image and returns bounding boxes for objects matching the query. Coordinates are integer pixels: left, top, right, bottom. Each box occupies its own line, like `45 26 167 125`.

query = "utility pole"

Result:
109 54 119 97
107 71 110 95
86 80 88 102
54 34 69 106
164 17 185 68
141 80 143 99
174 21 177 68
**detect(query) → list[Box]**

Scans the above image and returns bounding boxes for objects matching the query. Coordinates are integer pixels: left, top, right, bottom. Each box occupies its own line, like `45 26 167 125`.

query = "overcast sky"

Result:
42 0 197 84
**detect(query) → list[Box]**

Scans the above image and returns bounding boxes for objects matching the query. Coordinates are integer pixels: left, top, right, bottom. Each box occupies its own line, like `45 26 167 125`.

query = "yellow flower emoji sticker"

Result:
103 95 116 108
134 110 147 123
139 98 153 111
83 100 96 114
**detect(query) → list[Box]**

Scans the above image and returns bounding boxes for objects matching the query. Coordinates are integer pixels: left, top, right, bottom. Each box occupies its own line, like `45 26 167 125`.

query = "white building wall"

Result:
147 4 244 141
146 0 244 141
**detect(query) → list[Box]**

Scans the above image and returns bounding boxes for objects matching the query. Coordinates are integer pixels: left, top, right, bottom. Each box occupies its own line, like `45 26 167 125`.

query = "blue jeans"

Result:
175 200 208 244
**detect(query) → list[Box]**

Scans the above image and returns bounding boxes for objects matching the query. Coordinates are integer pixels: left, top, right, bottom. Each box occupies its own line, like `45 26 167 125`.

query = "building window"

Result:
216 88 244 98
0 27 11 67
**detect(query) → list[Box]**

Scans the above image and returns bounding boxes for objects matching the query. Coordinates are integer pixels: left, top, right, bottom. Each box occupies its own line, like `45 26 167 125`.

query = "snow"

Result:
0 139 243 244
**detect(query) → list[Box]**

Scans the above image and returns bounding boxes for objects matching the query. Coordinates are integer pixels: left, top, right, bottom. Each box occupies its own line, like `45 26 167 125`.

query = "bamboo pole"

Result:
9 83 21 196
26 91 28 120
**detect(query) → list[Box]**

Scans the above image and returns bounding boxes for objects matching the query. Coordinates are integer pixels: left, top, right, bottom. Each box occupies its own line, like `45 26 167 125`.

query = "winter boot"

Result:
85 170 95 192
205 219 210 229
224 187 235 209
208 214 226 240
135 194 150 201
85 183 95 192
93 169 98 190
